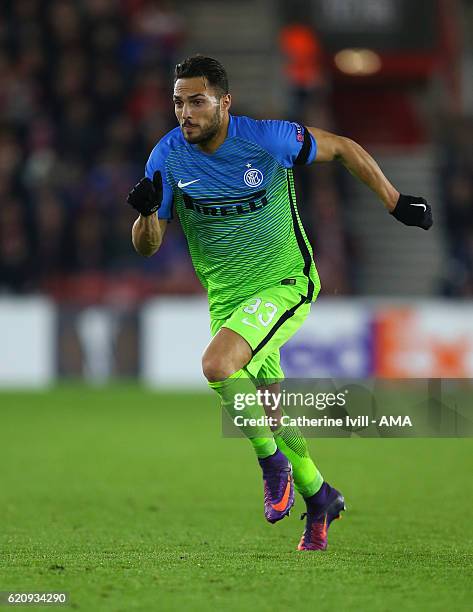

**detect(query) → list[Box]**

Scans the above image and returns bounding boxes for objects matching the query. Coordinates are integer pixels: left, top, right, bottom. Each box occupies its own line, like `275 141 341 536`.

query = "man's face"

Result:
173 77 229 145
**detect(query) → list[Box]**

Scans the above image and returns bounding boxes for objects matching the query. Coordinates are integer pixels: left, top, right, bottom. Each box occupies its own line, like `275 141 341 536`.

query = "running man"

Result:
127 55 432 550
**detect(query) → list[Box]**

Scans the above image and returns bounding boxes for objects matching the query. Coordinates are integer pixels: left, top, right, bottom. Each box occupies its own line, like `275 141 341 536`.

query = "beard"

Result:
181 108 222 145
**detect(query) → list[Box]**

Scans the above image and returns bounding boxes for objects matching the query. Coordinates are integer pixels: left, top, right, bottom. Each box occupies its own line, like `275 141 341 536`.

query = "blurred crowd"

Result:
0 0 202 303
0 0 355 303
18 1 473 303
439 114 473 296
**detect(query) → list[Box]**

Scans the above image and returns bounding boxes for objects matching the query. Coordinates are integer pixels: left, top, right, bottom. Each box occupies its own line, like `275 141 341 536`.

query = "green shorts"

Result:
210 282 313 384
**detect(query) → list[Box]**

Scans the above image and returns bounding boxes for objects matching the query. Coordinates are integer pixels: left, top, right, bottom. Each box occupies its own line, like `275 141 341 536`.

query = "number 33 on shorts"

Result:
242 298 278 329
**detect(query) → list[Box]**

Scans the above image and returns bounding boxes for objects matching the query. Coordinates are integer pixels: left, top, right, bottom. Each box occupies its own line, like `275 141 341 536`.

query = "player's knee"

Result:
202 355 236 382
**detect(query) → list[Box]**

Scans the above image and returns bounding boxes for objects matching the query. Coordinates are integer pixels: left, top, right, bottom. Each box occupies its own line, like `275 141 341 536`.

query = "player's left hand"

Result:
390 194 433 230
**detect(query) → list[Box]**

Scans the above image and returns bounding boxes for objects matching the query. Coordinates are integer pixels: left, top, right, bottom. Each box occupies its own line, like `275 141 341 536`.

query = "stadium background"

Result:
1 1 472 611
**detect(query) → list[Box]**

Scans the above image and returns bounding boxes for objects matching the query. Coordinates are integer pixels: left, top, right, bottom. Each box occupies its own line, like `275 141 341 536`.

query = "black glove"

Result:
127 171 163 217
390 193 433 230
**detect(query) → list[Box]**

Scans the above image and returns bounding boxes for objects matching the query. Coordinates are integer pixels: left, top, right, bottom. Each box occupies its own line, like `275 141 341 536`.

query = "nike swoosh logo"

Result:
271 475 292 512
411 202 427 212
178 179 200 188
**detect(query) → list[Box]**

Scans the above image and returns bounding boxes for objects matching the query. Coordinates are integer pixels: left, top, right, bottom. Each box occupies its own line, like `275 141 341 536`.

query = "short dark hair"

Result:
174 55 229 95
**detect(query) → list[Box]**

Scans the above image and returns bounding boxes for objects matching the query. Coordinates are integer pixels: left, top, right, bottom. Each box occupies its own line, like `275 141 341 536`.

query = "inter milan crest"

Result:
243 166 264 187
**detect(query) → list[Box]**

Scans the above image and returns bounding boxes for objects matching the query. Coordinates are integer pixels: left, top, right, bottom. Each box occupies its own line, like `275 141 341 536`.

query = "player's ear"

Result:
221 93 231 112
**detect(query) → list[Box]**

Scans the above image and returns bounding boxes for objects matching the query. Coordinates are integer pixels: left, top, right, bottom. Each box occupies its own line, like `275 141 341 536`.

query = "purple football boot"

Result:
298 482 345 550
258 449 294 524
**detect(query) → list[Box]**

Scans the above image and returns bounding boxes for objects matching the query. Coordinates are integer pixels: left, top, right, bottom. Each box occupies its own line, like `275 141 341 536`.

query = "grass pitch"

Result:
1 385 472 611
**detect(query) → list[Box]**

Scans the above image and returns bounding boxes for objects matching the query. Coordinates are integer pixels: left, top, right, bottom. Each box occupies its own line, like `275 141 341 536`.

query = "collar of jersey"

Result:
190 114 236 157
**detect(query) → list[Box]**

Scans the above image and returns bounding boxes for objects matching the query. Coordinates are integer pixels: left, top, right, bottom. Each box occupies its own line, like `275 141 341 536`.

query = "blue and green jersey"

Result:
145 114 321 319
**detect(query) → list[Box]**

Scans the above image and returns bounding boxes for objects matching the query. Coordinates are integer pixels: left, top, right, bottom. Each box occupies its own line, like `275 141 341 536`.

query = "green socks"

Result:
273 423 323 498
208 370 277 459
209 372 324 497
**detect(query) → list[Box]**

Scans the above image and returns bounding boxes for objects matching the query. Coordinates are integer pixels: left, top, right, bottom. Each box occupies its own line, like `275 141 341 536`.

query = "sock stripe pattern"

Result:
276 425 309 458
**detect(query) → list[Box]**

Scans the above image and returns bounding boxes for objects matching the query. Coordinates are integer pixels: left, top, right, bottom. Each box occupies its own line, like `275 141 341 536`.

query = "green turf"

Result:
1 385 472 611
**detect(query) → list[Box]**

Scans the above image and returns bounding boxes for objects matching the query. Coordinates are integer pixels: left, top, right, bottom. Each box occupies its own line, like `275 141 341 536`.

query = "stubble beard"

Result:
182 108 222 145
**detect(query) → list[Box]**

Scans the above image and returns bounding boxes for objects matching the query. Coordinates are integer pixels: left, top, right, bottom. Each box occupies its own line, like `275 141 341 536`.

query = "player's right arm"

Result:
127 170 167 257
128 139 175 256
131 214 167 257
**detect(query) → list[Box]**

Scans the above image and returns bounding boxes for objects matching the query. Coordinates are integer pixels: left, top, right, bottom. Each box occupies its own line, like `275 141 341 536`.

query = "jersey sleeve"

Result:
144 143 174 220
254 120 317 169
